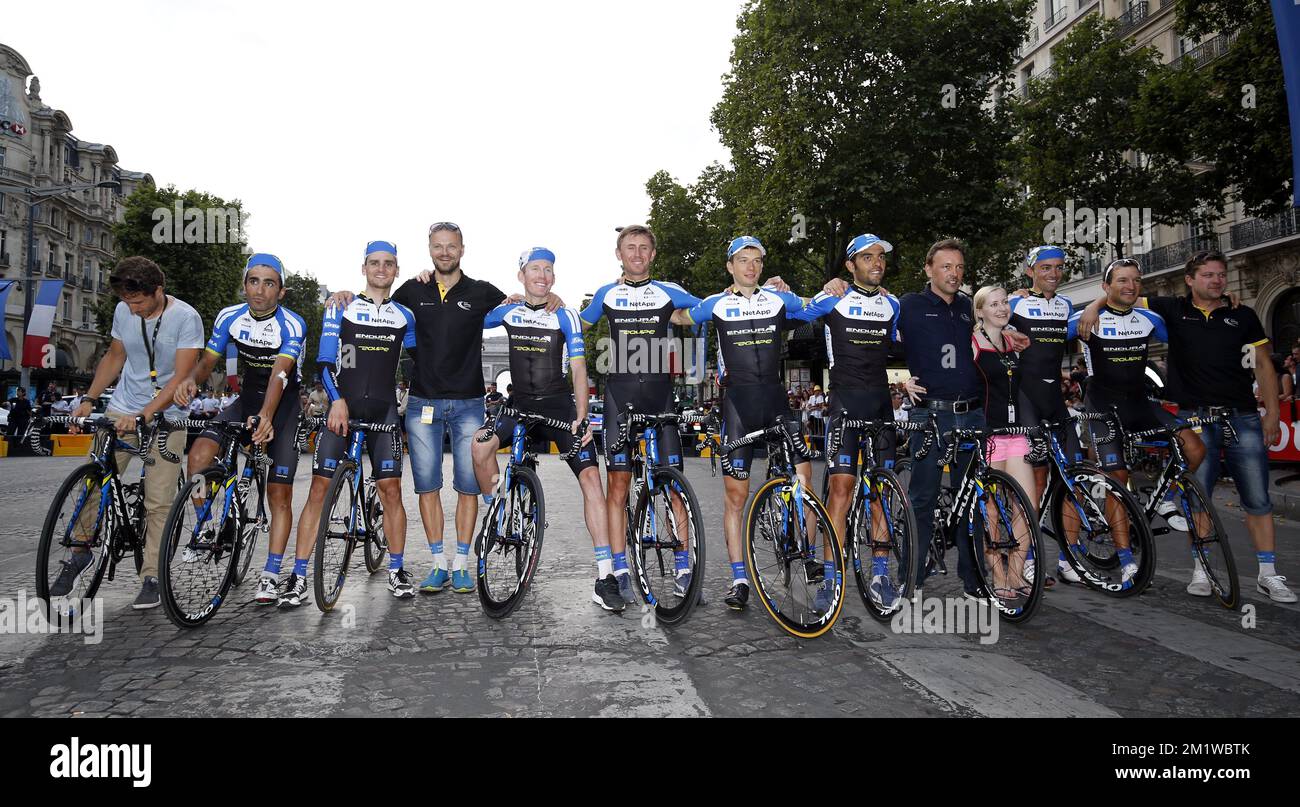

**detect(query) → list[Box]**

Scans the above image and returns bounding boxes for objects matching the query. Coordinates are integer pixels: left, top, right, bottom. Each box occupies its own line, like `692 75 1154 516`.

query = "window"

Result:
1 228 7 261
82 303 92 329
64 252 73 277
48 243 57 271
63 295 71 322
66 220 73 239
0 145 6 167
83 225 93 245
1177 34 1197 58
0 192 5 214
100 233 107 251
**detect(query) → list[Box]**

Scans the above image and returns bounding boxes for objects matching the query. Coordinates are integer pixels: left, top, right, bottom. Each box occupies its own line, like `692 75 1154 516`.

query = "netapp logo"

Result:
50 737 151 787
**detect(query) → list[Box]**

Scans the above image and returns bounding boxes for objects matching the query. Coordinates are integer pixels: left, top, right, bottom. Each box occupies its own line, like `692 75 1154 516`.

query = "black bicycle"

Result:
32 415 161 619
722 418 843 638
156 416 270 627
471 407 587 618
304 417 397 612
820 414 924 621
606 407 709 626
1034 412 1157 598
1119 412 1239 609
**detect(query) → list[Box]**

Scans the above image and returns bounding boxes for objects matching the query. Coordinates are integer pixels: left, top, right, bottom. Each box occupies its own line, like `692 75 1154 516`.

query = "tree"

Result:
1170 0 1293 217
1011 15 1225 257
281 272 325 385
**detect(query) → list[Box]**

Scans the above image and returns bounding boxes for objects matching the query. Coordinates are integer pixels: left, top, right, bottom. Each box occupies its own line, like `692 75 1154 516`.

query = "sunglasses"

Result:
1102 258 1140 284
428 221 461 235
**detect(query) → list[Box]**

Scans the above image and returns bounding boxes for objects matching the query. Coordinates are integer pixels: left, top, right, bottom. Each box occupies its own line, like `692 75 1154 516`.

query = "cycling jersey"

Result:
801 284 900 390
484 303 585 399
318 294 416 412
579 277 699 380
205 304 307 405
1067 305 1167 398
685 286 816 387
1009 291 1074 383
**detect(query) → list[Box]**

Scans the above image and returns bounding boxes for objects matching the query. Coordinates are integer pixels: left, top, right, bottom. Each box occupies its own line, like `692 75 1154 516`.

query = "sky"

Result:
5 0 747 306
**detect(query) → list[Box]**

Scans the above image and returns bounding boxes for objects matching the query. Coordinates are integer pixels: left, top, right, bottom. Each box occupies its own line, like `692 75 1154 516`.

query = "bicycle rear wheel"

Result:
971 469 1044 623
36 463 113 620
314 461 361 612
849 468 917 621
476 465 545 619
627 466 706 625
363 488 387 574
1173 472 1238 609
158 466 241 628
1051 465 1155 597
744 476 844 638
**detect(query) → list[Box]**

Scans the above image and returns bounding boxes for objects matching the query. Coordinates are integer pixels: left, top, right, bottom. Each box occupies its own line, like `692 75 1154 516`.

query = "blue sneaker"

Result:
615 571 636 605
451 569 475 593
813 579 836 614
419 568 450 593
869 574 900 611
673 571 691 598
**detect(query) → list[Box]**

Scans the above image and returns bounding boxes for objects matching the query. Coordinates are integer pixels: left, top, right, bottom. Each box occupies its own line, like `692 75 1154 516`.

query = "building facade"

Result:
1005 2 1300 359
1 42 153 396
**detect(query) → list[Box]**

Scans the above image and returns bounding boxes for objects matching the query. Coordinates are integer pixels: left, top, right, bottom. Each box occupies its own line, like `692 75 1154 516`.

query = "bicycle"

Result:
1033 412 1157 598
720 418 844 638
303 416 397 612
820 414 924 621
473 407 590 618
156 416 270 627
32 415 163 619
298 417 389 583
899 417 1047 623
605 406 708 626
1117 412 1239 609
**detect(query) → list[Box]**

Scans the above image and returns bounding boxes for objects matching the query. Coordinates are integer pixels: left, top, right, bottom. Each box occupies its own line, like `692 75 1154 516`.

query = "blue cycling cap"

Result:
244 253 283 276
845 233 894 259
518 247 556 268
1026 245 1066 266
365 241 398 258
727 235 766 258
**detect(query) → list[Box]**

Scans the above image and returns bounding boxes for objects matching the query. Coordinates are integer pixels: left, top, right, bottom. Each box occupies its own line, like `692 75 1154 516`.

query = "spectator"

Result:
483 381 503 418
189 391 207 420
1069 357 1089 398
892 390 907 421
307 380 329 419
37 382 60 418
201 391 221 419
6 387 33 446
397 380 410 418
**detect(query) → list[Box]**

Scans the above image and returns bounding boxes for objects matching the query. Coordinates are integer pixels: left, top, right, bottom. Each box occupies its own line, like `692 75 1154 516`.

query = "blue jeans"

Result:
1181 409 1273 516
908 407 986 592
405 396 485 495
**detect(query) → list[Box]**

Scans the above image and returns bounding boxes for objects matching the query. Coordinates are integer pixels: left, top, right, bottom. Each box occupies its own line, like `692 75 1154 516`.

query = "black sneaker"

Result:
277 573 309 608
724 582 750 610
388 568 416 599
131 577 161 610
49 551 95 598
591 575 627 612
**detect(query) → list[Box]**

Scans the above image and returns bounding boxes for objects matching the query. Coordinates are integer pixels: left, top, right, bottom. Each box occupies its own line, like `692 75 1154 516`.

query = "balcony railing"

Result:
80 276 93 290
1114 2 1149 38
1229 207 1299 251
1180 32 1238 69
1045 6 1068 31
1135 233 1222 274
0 252 9 267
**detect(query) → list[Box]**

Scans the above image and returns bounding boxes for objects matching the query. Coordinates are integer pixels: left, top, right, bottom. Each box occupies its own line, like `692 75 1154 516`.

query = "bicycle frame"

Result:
60 421 153 581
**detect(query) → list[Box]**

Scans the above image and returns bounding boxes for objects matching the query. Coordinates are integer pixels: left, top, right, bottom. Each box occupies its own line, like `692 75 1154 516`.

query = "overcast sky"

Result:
7 0 746 306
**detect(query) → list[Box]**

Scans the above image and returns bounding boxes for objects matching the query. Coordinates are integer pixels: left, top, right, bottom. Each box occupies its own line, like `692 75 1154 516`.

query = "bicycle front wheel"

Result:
476 465 545 619
363 488 387 574
744 476 844 638
849 467 917 622
627 466 706 625
1173 472 1238 609
314 461 362 612
158 466 241 628
971 469 1044 624
231 468 264 587
1051 465 1155 597
37 463 113 620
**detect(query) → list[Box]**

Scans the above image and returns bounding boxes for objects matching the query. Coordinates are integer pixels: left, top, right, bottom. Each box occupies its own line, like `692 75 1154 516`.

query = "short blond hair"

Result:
616 224 657 251
972 285 1007 330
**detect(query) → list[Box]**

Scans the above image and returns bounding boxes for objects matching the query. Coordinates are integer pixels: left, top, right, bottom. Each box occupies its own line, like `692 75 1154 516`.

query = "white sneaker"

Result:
1157 499 1188 532
254 574 280 604
1024 558 1036 583
1121 562 1140 589
1186 567 1212 597
1257 575 1298 604
1056 560 1081 584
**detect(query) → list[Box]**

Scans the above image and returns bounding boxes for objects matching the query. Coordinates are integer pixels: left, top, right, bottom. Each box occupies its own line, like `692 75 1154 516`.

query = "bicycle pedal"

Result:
1152 527 1170 536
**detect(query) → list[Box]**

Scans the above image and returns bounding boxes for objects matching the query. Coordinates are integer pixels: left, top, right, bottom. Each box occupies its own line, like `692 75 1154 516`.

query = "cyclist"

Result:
678 236 820 610
472 248 619 610
799 233 902 609
1066 258 1206 590
281 241 418 606
62 257 205 609
175 253 308 605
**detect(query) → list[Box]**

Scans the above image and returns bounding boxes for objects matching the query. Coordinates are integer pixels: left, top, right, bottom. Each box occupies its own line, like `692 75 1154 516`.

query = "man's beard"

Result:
434 261 461 275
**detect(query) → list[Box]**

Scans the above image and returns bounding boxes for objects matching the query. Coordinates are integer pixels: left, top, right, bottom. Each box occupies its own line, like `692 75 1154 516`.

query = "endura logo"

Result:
50 737 151 787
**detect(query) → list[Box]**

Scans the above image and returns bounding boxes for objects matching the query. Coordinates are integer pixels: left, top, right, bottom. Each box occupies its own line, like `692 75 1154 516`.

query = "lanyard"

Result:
980 325 1018 422
141 296 169 396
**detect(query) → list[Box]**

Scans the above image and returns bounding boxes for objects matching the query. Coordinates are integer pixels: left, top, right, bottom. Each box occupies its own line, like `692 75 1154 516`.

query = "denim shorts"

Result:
1181 409 1273 516
404 396 484 495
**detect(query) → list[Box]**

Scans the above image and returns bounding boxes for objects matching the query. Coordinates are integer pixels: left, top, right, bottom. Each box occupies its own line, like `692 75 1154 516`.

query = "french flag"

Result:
225 341 240 393
22 280 64 369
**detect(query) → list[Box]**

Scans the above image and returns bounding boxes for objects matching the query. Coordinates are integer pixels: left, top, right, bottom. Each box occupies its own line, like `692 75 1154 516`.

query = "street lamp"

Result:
0 179 119 390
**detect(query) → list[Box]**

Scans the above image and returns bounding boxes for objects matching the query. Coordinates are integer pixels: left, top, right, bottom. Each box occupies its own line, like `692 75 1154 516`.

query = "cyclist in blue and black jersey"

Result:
799 233 903 609
679 236 821 610
175 253 308 605
472 248 619 610
280 241 418 607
